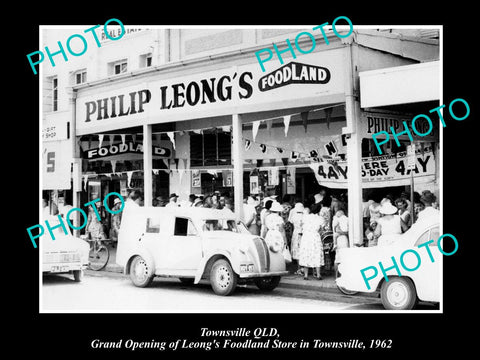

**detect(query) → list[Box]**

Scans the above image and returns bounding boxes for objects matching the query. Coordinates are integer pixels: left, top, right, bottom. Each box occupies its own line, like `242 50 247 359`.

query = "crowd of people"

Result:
242 189 348 281
363 190 440 247
50 186 440 280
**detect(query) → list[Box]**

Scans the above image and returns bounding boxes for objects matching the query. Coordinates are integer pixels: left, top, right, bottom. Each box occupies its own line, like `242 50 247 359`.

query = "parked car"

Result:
42 216 90 282
335 214 441 310
116 207 289 296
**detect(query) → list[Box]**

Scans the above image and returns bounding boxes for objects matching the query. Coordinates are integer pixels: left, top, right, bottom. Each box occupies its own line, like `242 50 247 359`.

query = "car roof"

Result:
129 206 236 220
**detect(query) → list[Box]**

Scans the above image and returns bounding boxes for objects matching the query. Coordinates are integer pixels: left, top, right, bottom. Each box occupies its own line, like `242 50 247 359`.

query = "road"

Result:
40 271 438 312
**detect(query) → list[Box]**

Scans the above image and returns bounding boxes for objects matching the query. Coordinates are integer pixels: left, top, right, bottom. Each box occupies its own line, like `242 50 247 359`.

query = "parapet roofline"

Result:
354 29 440 62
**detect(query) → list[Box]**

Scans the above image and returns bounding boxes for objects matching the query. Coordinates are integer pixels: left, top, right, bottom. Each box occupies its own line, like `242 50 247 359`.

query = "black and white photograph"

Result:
17 5 476 356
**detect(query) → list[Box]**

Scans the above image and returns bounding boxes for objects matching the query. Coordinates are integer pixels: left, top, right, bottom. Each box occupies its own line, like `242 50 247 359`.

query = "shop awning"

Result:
359 61 440 108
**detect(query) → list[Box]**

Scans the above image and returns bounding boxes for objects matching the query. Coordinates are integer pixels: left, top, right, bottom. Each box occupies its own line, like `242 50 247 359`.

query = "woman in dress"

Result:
395 198 411 229
86 202 107 240
263 201 286 252
374 202 408 246
298 209 324 280
288 203 305 275
281 202 293 247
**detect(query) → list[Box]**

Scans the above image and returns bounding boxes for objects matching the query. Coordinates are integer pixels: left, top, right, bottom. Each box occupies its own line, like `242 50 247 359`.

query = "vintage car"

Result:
116 206 289 296
335 214 441 310
42 216 90 282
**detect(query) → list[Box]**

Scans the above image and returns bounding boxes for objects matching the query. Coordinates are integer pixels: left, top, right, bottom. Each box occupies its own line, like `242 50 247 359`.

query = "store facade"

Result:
69 30 439 244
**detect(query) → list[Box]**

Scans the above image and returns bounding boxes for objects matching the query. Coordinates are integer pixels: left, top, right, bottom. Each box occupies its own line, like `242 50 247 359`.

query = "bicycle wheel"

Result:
88 245 110 271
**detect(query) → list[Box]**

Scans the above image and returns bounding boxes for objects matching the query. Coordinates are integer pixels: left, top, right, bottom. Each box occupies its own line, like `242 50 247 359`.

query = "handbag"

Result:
282 245 292 263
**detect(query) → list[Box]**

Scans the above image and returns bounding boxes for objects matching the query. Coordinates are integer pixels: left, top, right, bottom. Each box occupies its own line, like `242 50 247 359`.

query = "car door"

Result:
412 226 441 302
163 217 203 271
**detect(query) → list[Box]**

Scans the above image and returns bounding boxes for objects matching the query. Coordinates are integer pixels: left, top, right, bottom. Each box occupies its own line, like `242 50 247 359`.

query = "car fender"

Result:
124 245 156 277
194 249 234 284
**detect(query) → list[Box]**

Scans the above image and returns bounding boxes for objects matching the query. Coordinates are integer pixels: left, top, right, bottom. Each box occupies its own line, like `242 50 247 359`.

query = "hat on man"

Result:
293 202 305 213
270 201 284 212
114 197 122 205
379 202 398 215
169 193 178 199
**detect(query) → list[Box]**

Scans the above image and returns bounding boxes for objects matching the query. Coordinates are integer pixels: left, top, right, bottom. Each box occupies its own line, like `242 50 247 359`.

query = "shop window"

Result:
174 217 197 236
190 132 231 167
146 218 161 233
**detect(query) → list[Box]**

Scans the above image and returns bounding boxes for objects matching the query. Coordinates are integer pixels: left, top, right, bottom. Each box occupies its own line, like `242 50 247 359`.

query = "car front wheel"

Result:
380 277 418 310
254 276 281 291
210 259 237 296
130 256 154 288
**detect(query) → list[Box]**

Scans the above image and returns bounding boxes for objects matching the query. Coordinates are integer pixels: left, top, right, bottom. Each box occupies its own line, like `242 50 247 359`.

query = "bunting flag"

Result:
266 120 272 135
192 129 202 134
283 115 291 137
132 134 137 143
277 147 283 153
109 134 115 146
182 158 188 169
245 139 252 151
269 159 276 166
252 121 261 142
98 134 104 148
301 111 308 132
121 134 126 145
290 151 298 163
82 175 89 191
110 160 117 174
162 158 170 169
324 107 333 129
155 134 161 144
281 158 289 166
126 171 134 188
167 132 175 150
153 169 160 175
260 144 267 153
173 158 179 169
220 125 231 133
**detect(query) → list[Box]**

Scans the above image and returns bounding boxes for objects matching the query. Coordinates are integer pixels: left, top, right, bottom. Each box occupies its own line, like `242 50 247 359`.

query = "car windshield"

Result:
201 219 239 232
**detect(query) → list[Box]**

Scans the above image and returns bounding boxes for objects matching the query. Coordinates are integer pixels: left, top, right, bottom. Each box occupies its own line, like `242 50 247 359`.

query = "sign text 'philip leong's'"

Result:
84 72 254 122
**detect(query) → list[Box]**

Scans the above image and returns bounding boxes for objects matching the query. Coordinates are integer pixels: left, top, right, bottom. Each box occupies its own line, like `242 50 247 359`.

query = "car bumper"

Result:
239 271 289 279
43 262 88 273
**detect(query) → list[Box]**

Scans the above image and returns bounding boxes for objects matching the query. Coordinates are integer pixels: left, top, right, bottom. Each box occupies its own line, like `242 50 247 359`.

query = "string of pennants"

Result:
81 104 347 189
82 104 344 152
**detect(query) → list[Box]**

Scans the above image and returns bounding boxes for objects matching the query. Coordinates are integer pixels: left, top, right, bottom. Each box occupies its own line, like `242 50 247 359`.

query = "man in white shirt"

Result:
165 193 179 208
417 190 440 220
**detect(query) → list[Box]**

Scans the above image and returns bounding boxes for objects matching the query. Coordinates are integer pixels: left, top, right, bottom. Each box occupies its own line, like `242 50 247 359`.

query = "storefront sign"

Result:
75 50 346 135
268 168 279 186
86 141 171 159
43 141 72 190
250 176 259 194
362 111 437 140
192 170 201 188
310 148 435 189
42 117 69 141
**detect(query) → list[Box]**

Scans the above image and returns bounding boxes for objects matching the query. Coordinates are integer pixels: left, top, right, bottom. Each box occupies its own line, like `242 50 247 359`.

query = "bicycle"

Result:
83 236 110 271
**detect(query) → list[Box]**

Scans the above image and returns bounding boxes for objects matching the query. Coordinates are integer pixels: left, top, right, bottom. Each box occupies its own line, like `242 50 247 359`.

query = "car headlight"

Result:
268 239 283 253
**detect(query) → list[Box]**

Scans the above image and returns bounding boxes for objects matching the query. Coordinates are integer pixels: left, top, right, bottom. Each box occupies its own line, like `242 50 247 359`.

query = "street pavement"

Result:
40 271 437 312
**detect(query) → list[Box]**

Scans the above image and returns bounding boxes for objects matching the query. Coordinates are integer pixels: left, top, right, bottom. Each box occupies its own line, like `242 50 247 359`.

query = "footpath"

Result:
99 245 338 291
